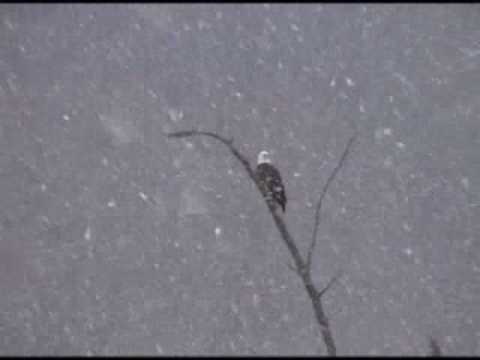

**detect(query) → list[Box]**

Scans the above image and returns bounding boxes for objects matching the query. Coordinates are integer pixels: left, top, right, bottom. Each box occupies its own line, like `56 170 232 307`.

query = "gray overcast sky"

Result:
0 4 478 355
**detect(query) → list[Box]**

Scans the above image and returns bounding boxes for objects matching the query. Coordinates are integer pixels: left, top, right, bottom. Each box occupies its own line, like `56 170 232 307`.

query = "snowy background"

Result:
0 4 479 355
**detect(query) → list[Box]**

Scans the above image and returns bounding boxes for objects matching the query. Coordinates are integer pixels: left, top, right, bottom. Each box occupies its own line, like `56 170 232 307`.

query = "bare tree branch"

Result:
166 129 347 356
166 130 250 176
317 270 344 300
306 134 357 272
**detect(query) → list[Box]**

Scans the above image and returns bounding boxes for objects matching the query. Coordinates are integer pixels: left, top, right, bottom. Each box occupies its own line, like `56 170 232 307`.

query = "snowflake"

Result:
84 226 91 241
345 77 355 87
383 128 392 136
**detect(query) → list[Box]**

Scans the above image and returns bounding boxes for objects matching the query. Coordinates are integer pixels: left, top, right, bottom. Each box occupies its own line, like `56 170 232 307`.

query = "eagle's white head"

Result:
257 150 272 165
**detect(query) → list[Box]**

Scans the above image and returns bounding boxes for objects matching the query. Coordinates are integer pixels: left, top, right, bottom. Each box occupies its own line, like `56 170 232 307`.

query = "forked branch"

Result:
317 270 344 300
306 134 357 272
167 130 306 281
166 129 355 356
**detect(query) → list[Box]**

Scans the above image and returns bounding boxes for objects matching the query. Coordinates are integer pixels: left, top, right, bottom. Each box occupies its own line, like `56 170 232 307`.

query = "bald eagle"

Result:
255 151 287 212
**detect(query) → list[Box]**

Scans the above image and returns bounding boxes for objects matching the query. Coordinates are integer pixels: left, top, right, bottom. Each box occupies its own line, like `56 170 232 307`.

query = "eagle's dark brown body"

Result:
255 162 287 212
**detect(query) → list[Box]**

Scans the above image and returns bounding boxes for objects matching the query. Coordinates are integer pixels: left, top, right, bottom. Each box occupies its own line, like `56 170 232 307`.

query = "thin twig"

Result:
166 130 256 183
317 270 344 299
306 133 357 272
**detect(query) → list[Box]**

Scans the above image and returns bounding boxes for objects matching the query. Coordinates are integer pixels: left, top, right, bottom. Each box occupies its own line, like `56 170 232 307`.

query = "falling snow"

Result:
252 293 260 308
403 222 412 232
167 108 184 123
384 156 393 168
0 4 477 357
84 226 91 241
375 127 393 140
155 344 164 354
